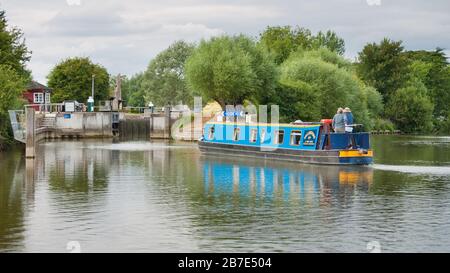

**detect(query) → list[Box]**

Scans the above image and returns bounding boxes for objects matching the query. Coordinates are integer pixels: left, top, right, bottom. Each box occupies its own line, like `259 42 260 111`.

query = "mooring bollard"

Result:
25 107 35 158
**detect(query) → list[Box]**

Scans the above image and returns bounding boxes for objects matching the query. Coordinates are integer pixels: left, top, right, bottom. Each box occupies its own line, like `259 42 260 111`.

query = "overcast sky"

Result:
1 0 449 83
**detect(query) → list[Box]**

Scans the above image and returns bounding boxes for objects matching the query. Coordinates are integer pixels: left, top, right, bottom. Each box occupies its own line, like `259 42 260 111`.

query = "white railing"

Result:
122 106 165 114
24 103 86 113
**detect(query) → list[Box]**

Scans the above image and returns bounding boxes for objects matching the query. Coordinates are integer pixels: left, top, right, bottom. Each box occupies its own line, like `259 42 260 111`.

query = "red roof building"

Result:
23 81 52 110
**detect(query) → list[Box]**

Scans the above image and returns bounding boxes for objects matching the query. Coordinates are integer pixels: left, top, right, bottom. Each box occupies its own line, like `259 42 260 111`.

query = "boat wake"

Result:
372 164 450 176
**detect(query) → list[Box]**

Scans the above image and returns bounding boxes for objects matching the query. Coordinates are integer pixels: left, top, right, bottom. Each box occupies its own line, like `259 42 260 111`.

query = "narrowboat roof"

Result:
206 121 322 128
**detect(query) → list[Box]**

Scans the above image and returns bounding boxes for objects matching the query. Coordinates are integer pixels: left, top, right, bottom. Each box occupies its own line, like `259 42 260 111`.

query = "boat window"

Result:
250 129 257 143
233 127 241 141
274 130 284 144
290 130 302 146
208 126 215 140
260 129 266 143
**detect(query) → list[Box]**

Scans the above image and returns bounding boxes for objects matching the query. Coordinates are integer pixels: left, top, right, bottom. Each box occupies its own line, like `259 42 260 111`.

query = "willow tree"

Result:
142 40 195 106
278 48 378 128
259 26 345 65
185 35 276 109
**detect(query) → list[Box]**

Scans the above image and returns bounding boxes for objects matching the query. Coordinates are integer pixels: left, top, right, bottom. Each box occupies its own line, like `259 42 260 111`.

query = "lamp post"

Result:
91 74 95 99
87 74 95 112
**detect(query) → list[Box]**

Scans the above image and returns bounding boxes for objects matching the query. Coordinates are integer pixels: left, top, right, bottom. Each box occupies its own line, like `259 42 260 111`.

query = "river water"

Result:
0 135 449 252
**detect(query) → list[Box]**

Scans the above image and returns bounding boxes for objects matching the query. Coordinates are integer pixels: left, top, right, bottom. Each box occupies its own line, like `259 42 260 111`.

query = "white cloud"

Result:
160 23 224 41
0 0 448 84
66 0 81 6
366 0 381 6
123 4 282 22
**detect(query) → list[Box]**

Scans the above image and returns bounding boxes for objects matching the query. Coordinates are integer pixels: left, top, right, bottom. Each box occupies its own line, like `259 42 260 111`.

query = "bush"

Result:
442 118 450 135
279 52 373 129
273 79 321 122
385 80 434 133
433 113 450 135
0 135 5 150
365 85 384 118
373 118 395 132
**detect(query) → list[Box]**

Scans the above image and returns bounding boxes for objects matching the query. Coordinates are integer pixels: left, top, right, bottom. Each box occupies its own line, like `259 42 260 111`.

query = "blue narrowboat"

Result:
198 120 373 165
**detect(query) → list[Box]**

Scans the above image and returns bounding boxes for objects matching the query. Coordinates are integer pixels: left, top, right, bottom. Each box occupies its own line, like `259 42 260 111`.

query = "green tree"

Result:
311 30 345 55
47 57 110 103
296 47 352 70
278 48 374 128
234 36 278 106
437 112 450 135
0 10 30 145
259 26 346 64
385 80 434 133
141 41 195 107
273 79 321 123
259 26 313 64
357 38 410 101
185 35 276 109
364 85 384 119
122 73 146 107
407 60 433 83
0 10 31 78
403 49 450 118
0 65 27 142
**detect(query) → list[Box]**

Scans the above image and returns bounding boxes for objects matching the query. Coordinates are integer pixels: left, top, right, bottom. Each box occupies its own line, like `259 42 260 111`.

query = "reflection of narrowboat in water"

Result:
201 155 373 200
199 119 373 165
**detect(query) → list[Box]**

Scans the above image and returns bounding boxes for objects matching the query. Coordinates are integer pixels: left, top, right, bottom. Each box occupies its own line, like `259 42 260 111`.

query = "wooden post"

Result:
25 158 35 202
25 107 35 158
164 106 171 139
148 114 153 139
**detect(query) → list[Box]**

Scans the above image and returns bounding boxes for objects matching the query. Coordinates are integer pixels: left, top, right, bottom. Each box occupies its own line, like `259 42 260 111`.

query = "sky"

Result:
1 0 449 84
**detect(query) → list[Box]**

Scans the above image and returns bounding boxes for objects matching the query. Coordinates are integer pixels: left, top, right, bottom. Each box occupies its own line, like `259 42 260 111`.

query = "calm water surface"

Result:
1 135 450 252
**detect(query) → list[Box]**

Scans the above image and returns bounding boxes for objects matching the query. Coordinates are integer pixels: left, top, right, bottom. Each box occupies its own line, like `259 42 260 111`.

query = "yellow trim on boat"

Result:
339 150 373 158
206 122 321 128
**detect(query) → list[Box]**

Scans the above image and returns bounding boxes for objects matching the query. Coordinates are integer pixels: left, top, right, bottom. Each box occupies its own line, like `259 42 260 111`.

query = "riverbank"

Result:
370 130 402 135
0 137 21 152
0 136 7 151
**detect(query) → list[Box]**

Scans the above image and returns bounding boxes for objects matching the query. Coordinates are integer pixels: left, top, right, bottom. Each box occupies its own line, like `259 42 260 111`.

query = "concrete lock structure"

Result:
9 103 203 158
25 107 35 158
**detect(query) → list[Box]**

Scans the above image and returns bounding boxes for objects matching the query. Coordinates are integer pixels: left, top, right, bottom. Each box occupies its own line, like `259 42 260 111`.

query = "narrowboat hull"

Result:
198 141 373 165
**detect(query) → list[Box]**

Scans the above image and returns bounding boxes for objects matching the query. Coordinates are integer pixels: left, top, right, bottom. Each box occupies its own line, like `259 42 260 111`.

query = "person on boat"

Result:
332 108 345 133
343 107 358 149
343 107 354 133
